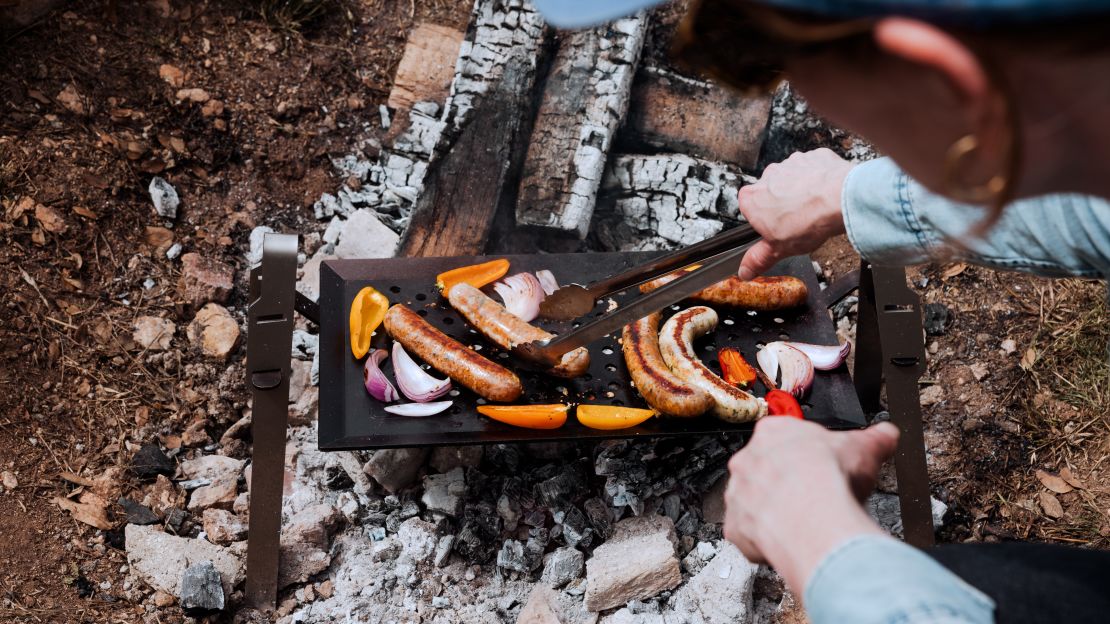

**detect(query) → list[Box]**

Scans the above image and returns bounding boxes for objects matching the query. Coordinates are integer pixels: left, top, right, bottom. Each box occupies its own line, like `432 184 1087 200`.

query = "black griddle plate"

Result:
318 253 866 450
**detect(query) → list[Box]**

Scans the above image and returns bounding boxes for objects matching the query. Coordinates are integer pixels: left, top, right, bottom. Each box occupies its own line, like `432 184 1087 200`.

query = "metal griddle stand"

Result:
242 233 934 612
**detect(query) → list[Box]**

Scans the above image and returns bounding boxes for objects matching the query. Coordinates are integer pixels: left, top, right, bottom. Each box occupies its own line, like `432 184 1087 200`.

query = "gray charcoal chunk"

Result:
179 561 224 613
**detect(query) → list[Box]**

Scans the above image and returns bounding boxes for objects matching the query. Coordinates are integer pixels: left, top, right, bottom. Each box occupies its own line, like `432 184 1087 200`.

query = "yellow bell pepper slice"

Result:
477 404 569 430
435 259 510 294
349 286 389 359
576 405 656 430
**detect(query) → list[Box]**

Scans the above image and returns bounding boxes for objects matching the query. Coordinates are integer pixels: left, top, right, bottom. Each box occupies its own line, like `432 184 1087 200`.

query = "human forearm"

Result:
756 481 885 596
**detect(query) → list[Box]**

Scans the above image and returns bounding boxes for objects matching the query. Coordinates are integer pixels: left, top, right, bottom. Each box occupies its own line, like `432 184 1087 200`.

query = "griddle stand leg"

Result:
841 261 935 548
245 234 299 612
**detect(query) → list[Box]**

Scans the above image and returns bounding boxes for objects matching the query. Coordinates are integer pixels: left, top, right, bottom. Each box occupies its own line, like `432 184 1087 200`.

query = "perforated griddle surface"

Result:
317 253 866 450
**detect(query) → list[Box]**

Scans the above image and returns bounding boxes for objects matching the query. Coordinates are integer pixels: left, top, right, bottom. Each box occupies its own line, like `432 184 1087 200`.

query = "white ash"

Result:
593 154 753 252
304 0 546 261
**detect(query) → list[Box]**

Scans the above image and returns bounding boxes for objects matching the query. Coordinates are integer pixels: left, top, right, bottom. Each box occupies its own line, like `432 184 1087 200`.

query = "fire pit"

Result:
317 252 866 450
245 235 933 611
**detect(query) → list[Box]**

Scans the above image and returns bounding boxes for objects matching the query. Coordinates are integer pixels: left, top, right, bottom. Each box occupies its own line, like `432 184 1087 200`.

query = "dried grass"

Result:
255 0 342 31
1016 278 1109 545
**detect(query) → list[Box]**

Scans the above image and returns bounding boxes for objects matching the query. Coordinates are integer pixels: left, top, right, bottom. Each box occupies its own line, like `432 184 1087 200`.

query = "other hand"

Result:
737 148 856 280
722 417 899 595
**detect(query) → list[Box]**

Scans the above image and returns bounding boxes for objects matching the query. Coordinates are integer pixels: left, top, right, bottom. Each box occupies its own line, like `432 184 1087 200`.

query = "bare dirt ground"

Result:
0 1 1107 623
0 1 468 621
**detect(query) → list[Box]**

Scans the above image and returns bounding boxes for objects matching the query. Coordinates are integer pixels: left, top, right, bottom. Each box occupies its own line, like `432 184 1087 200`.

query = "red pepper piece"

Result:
765 389 804 418
718 347 758 387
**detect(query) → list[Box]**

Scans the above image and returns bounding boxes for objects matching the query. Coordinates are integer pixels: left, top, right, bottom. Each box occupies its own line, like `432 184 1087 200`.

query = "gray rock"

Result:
180 561 224 613
334 209 399 259
165 508 188 533
422 467 465 517
132 316 175 351
541 547 583 588
584 515 681 611
364 447 428 493
187 303 240 360
177 253 233 310
277 503 342 588
148 176 180 219
202 509 246 544
125 524 244 597
278 540 330 589
178 454 245 483
669 541 758 623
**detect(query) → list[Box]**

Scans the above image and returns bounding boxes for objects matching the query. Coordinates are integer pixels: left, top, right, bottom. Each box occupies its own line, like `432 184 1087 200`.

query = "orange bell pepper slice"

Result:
349 286 389 359
576 404 655 430
435 259 510 294
477 404 568 429
719 347 758 387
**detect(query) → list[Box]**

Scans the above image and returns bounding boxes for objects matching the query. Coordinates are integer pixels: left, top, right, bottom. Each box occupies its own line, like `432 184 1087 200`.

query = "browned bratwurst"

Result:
446 283 590 378
621 312 713 418
383 304 523 402
639 270 808 311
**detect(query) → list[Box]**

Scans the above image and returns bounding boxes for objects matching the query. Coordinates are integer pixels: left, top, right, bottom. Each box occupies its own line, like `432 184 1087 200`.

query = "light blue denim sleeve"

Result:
805 535 996 624
842 157 1110 279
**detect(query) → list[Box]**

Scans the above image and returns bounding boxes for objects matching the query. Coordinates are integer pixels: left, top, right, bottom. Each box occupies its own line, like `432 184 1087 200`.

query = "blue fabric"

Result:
740 0 1110 25
805 535 997 624
530 0 1110 28
529 0 663 28
843 157 1110 280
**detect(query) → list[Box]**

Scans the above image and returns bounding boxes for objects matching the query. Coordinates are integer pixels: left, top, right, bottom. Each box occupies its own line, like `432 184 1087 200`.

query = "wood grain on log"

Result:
398 0 547 257
388 23 466 112
622 66 772 171
515 15 648 239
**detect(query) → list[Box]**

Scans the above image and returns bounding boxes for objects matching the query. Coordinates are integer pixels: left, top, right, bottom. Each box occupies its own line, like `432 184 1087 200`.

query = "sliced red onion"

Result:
493 272 544 322
784 341 851 370
383 401 452 417
392 342 451 402
363 348 400 402
536 270 559 296
757 342 814 398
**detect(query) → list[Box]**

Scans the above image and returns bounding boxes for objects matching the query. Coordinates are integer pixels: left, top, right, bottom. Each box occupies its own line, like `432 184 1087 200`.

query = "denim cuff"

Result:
805 535 996 624
841 157 1110 279
842 158 934 265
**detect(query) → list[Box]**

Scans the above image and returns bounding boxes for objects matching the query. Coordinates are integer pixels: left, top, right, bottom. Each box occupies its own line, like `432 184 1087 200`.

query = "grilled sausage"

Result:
383 304 523 402
640 270 807 311
659 306 767 423
622 312 713 418
446 283 590 378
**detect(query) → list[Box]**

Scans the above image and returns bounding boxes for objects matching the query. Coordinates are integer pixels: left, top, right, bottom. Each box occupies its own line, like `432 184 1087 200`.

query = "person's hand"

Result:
737 149 857 280
723 418 900 595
